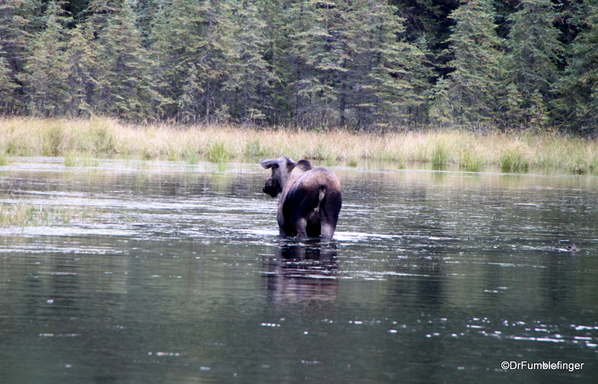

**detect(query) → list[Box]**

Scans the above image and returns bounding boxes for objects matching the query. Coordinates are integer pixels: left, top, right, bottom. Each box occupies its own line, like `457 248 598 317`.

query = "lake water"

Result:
0 157 596 383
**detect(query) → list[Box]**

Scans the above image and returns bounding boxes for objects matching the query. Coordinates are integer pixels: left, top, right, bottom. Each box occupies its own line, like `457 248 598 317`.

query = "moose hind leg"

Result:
320 222 336 239
294 217 308 239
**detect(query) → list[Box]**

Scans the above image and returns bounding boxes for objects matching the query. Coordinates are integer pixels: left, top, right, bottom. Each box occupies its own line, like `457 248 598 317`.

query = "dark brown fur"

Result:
260 156 342 239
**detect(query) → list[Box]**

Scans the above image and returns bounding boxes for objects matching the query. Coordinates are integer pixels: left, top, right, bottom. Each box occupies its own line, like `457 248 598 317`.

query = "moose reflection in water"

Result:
260 156 342 239
263 241 339 304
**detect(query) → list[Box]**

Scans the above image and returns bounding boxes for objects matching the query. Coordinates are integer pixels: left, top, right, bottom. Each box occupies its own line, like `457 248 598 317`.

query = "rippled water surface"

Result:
0 157 597 383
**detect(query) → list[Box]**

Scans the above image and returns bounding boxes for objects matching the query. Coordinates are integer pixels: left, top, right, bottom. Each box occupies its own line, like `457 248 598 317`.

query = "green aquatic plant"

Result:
64 152 76 167
141 146 158 160
500 144 530 172
0 203 36 227
185 150 199 165
431 142 450 169
245 139 270 158
88 120 116 153
42 123 65 156
302 142 329 161
64 152 100 167
568 158 598 175
207 141 231 164
459 149 483 172
0 202 102 228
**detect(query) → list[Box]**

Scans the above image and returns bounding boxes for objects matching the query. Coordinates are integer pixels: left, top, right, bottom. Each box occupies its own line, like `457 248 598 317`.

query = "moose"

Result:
260 156 342 239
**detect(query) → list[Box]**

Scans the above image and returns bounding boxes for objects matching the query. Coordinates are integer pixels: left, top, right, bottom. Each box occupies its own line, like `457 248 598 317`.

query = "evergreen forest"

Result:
1 0 597 134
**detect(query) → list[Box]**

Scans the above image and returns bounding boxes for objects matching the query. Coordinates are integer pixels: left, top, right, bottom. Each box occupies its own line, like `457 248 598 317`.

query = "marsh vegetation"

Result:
1 118 597 175
0 201 102 228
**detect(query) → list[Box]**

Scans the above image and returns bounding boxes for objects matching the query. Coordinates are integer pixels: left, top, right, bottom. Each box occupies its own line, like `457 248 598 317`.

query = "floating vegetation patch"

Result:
0 202 102 228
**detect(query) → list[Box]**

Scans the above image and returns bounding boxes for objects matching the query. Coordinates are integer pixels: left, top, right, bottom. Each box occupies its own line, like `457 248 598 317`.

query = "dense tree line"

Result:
0 0 596 133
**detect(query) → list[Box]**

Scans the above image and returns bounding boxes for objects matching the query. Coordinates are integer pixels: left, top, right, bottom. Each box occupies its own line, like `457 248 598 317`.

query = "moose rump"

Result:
260 157 342 239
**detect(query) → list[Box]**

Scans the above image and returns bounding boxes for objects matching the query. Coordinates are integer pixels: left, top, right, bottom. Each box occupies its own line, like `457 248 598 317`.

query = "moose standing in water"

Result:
260 156 342 239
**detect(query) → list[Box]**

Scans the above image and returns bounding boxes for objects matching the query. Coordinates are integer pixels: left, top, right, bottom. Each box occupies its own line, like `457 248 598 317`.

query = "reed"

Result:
458 148 484 172
499 142 531 173
1 117 597 174
0 203 36 227
431 141 451 169
0 202 101 228
206 141 231 164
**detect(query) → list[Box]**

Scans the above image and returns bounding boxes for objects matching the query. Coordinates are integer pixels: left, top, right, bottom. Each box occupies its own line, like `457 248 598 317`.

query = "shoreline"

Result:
1 117 597 175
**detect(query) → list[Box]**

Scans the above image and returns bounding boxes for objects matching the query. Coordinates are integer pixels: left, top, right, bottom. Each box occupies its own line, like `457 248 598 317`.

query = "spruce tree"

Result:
151 0 237 123
132 0 162 47
286 0 343 127
85 0 157 121
151 0 205 120
288 0 426 129
392 0 460 81
0 52 18 113
350 0 428 128
552 2 598 134
64 24 95 117
0 0 41 113
195 0 237 123
429 0 504 127
24 0 71 117
225 0 278 126
502 0 564 129
259 0 295 125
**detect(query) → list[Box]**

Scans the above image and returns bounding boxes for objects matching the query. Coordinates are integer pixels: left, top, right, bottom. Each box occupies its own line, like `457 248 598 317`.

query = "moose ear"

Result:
260 159 279 169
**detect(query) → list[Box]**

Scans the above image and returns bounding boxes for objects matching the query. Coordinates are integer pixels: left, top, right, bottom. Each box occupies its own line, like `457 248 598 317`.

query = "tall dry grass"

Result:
1 117 597 174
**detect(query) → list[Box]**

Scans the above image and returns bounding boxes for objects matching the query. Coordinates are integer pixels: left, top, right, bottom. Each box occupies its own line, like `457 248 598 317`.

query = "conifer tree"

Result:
132 0 161 47
258 0 296 125
151 0 205 120
0 0 596 133
152 0 237 123
350 0 428 128
0 52 18 113
288 0 426 129
392 0 460 81
552 2 598 134
85 0 121 36
429 0 504 127
195 0 238 123
0 0 41 113
85 0 157 121
286 0 342 127
225 0 278 125
24 0 71 117
502 0 564 128
64 24 95 117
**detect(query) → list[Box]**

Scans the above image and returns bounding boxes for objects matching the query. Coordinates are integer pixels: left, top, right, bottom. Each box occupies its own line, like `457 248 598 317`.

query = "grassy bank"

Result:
1 117 598 174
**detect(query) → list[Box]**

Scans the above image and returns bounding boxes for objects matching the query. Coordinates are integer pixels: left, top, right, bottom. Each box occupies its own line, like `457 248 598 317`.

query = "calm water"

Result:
0 157 597 384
